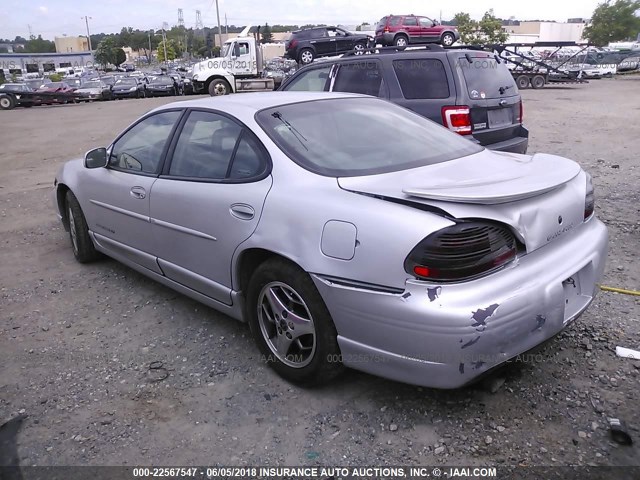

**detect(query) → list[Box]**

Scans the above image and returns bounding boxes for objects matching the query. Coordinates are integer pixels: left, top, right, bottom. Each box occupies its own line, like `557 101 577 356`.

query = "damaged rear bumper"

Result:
311 217 608 389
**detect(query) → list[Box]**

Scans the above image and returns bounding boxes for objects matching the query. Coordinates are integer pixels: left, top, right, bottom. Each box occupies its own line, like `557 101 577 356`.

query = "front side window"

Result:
333 62 383 97
282 65 331 92
419 17 434 27
109 111 181 174
256 98 482 177
168 111 267 181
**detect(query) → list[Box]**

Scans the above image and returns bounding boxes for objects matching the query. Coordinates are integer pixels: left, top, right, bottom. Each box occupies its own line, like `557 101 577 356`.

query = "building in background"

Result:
54 36 90 53
0 52 94 75
503 21 587 43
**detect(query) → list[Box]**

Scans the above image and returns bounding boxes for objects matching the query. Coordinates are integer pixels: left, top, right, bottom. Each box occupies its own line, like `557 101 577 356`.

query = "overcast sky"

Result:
1 0 603 41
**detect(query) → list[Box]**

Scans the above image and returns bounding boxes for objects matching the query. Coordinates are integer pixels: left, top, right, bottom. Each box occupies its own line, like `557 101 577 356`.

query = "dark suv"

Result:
279 46 528 154
285 26 372 65
375 15 460 47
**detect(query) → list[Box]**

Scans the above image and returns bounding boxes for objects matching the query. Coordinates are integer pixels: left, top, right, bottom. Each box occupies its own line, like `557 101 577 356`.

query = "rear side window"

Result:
333 62 383 97
393 59 450 99
458 55 518 99
282 65 331 91
389 16 402 26
403 17 418 26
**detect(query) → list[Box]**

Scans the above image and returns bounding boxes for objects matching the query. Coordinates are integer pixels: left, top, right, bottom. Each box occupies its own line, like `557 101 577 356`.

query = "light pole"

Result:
148 30 153 65
82 15 93 51
215 0 223 50
161 23 169 67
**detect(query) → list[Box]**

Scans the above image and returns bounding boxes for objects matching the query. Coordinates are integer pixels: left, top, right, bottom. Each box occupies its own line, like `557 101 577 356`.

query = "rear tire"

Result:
298 48 315 65
531 75 546 89
394 35 408 47
65 191 101 263
0 95 16 110
246 258 343 386
516 75 530 89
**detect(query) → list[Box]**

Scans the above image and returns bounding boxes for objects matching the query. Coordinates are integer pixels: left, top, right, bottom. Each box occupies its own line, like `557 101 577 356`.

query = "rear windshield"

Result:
256 97 481 177
458 55 518 99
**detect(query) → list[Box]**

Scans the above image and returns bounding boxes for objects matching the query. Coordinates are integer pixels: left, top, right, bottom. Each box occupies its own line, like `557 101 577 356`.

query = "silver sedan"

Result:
53 92 608 388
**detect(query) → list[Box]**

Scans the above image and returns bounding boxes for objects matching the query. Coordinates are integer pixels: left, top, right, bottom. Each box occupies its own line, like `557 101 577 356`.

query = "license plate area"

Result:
488 108 513 128
562 266 592 325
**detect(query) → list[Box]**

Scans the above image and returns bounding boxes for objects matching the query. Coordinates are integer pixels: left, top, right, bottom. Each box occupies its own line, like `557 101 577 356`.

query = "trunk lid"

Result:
338 150 586 253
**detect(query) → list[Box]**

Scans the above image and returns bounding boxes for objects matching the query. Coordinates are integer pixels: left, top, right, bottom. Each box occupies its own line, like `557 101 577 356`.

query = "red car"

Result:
375 15 460 47
36 81 77 104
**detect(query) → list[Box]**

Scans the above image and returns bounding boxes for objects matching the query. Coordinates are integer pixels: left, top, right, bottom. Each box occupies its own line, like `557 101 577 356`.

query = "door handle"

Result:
230 204 255 220
130 186 146 199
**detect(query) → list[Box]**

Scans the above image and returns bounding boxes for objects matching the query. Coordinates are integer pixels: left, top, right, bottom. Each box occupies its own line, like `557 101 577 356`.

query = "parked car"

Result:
375 15 460 47
111 77 146 99
36 81 77 104
0 83 41 109
280 46 529 154
285 26 372 65
146 75 180 96
54 92 607 389
74 80 113 101
23 78 51 90
616 55 640 72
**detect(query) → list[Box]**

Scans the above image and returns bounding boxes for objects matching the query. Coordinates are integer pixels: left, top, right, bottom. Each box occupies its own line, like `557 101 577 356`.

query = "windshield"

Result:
458 55 518 99
256 97 482 177
152 76 173 85
48 82 65 88
221 42 232 57
116 79 136 85
82 81 102 88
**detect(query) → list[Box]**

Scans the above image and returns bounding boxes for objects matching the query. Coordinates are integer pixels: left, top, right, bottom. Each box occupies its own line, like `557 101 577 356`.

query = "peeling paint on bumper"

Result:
312 217 608 389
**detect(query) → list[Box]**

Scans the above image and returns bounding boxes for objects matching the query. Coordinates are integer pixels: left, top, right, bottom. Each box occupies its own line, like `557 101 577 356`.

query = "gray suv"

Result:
279 46 529 154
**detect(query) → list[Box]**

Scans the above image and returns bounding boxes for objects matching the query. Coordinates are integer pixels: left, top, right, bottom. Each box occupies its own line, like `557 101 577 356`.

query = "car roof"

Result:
150 91 365 114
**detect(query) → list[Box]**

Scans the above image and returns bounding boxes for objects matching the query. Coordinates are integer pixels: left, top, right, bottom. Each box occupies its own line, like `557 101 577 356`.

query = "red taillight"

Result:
518 100 523 124
384 27 390 33
413 266 431 278
289 39 298 49
441 106 472 135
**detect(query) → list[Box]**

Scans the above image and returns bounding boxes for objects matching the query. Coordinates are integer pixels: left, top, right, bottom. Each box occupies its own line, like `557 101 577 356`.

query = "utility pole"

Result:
225 13 228 34
148 30 152 64
215 0 223 50
82 16 93 51
162 22 169 66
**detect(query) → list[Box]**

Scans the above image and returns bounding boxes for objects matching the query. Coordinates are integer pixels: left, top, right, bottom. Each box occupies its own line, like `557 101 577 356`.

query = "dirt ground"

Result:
0 78 639 471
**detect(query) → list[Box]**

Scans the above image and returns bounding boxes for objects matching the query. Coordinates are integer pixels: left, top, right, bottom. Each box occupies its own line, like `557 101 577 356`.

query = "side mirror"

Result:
84 147 108 169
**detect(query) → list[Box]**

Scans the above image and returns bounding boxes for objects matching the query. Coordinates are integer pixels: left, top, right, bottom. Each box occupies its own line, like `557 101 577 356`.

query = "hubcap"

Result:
0 98 9 108
301 51 313 64
354 44 365 55
213 83 227 95
68 207 78 254
257 281 316 368
396 37 407 46
443 35 454 46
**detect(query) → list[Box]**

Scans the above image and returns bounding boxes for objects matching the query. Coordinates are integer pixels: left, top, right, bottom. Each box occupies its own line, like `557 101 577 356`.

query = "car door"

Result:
315 28 336 56
418 17 439 42
334 27 355 54
401 16 420 44
150 109 272 305
82 110 183 272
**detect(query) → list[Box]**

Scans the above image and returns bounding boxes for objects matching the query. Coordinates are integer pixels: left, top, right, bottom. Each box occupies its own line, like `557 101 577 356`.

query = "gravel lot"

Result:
1 78 639 471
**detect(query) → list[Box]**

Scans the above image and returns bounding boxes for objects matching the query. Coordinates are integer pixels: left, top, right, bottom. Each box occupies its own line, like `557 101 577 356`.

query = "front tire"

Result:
208 78 231 96
247 258 343 386
65 191 100 263
441 32 456 46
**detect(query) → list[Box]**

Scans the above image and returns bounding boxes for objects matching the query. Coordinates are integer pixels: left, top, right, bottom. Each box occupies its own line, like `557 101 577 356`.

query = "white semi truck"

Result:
191 26 275 96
